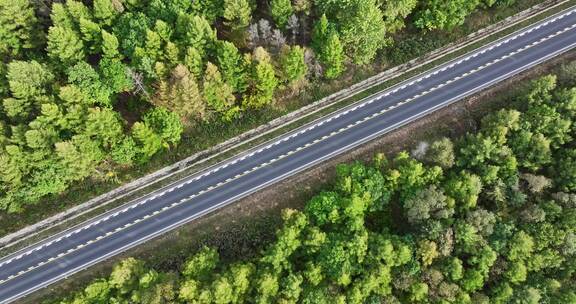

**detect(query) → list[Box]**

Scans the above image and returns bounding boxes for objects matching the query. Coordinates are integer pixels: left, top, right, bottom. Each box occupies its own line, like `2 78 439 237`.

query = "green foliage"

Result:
243 48 278 109
415 0 481 30
424 137 455 169
6 60 54 100
0 0 41 59
101 30 121 59
93 0 122 25
215 41 247 92
312 14 346 79
223 0 252 30
143 107 183 146
131 121 163 162
339 0 387 64
0 0 506 212
279 45 307 83
321 31 345 79
155 64 205 121
47 26 85 67
182 246 220 280
203 62 239 121
270 0 293 29
67 61 113 106
176 14 216 57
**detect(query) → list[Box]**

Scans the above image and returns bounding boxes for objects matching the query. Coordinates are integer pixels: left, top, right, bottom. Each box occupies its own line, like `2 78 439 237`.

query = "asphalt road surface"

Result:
2 7 576 303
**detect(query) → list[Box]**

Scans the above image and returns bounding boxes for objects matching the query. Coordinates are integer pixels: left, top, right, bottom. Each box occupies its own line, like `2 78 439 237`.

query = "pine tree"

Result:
322 32 344 79
176 14 216 57
280 45 307 83
101 30 121 59
7 60 54 100
0 0 41 59
215 41 246 92
93 0 121 25
79 18 102 53
143 107 183 146
131 122 163 161
311 14 329 54
47 26 85 67
184 47 204 79
223 0 252 30
243 48 277 109
339 0 387 64
270 0 293 29
154 64 205 121
203 62 238 121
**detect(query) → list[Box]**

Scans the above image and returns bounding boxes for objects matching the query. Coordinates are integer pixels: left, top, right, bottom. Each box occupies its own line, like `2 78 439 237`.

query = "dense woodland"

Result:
0 0 519 213
52 74 576 303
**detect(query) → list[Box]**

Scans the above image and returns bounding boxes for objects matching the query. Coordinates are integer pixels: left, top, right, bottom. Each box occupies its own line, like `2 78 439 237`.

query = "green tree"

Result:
509 130 551 171
223 0 252 30
443 171 482 211
112 12 150 57
83 279 111 303
243 48 278 109
47 26 85 67
6 60 54 100
424 137 455 169
79 18 102 53
280 45 307 83
415 0 481 30
111 136 137 165
339 0 387 64
322 31 345 79
93 0 121 25
155 64 205 120
143 107 184 146
270 0 293 29
109 258 146 294
215 41 247 92
84 107 124 148
403 185 454 224
184 46 204 79
552 149 576 192
409 282 429 302
203 62 238 121
183 246 220 280
176 14 216 57
0 0 41 59
67 62 113 106
99 58 133 93
131 122 163 161
101 30 121 59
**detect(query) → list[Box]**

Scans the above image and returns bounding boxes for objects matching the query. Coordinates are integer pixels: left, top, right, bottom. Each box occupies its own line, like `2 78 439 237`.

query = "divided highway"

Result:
2 7 576 303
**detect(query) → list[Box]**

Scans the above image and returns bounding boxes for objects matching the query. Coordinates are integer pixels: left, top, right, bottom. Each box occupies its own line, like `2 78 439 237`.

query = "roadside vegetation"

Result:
0 0 523 216
49 72 576 303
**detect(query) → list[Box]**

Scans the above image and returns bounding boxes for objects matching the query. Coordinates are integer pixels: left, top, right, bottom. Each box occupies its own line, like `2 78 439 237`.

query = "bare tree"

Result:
304 48 322 78
270 29 287 51
128 68 150 100
258 19 272 41
286 14 300 43
247 23 260 48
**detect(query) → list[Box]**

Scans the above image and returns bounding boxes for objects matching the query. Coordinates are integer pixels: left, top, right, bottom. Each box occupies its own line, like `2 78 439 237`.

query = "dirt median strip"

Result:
0 0 573 256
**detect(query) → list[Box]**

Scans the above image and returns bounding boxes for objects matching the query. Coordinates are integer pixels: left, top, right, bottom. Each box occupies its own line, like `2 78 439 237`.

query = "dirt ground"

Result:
25 51 576 304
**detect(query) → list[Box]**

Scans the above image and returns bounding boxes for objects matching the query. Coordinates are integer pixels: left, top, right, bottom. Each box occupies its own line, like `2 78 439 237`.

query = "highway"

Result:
2 7 576 303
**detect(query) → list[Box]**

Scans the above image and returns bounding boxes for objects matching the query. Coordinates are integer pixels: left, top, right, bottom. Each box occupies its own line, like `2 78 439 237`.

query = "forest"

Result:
51 73 576 303
0 0 518 213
